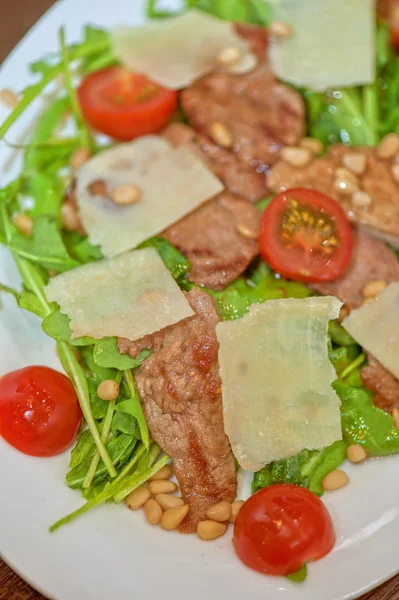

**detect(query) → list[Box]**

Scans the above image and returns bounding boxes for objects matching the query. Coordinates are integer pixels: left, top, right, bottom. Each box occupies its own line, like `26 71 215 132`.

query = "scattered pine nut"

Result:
97 379 120 401
281 146 312 168
161 504 189 530
269 21 292 39
149 480 178 495
61 202 81 232
391 164 399 184
335 167 359 185
205 501 232 522
392 408 399 430
376 133 399 160
342 152 367 175
334 175 358 196
0 88 19 109
13 214 33 236
229 500 245 524
352 191 372 208
362 280 387 298
70 147 91 171
144 499 163 525
126 486 151 510
227 53 258 75
155 494 185 511
112 184 141 205
322 469 349 491
217 46 242 67
149 465 173 481
197 520 228 541
237 224 258 239
347 444 367 464
210 122 234 149
299 137 323 155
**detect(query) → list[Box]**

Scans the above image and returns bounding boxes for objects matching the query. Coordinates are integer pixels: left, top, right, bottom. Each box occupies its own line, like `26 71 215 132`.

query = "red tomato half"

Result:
233 484 335 576
259 188 353 283
0 366 82 457
78 67 178 141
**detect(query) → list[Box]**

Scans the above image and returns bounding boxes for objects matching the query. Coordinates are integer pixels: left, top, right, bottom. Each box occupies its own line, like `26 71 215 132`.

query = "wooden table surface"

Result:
1 1 399 599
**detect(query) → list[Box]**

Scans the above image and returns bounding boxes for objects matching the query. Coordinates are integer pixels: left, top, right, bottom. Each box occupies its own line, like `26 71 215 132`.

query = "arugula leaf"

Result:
140 236 191 280
41 308 97 345
253 440 347 497
93 338 138 370
329 345 360 375
329 321 357 347
335 381 399 456
63 231 103 264
8 216 79 272
24 172 64 221
121 370 150 450
69 429 95 469
111 412 141 437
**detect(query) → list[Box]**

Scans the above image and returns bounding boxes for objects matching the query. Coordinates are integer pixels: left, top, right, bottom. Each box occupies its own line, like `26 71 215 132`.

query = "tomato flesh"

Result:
78 67 178 141
0 366 82 457
233 484 335 576
259 188 353 283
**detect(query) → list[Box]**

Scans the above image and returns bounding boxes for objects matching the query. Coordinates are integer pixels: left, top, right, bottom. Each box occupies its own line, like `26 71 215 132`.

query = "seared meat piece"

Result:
181 64 305 190
125 288 237 532
310 229 399 310
268 145 399 246
163 191 260 290
361 353 399 414
163 123 268 202
234 22 269 58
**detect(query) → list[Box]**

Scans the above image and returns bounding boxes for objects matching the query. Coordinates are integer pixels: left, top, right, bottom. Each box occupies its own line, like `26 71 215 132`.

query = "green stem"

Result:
339 353 366 381
112 443 146 484
113 443 163 503
362 84 379 146
339 89 375 146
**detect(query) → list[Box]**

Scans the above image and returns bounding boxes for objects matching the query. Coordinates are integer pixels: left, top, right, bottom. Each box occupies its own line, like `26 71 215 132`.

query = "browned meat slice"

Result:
234 22 269 58
310 229 399 310
125 288 237 532
162 191 260 290
181 63 305 189
361 353 399 414
163 123 268 202
268 145 399 245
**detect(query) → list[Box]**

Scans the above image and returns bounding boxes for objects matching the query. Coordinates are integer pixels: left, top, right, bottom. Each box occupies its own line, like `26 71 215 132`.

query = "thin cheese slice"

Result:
342 283 399 380
112 9 251 90
45 248 194 341
269 0 375 92
216 296 342 471
76 135 223 258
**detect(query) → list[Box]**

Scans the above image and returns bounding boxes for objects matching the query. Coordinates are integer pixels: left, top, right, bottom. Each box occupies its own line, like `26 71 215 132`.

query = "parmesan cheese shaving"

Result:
342 283 399 380
45 248 194 341
216 296 343 471
112 9 252 90
76 135 223 258
268 0 375 92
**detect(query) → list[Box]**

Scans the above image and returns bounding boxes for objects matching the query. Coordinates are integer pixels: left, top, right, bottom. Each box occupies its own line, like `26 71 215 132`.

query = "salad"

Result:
1 0 399 585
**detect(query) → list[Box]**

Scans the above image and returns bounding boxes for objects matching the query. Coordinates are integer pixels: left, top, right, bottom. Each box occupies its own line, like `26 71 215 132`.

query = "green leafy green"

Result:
69 430 94 469
140 236 191 280
111 412 141 437
329 345 360 376
253 440 347 497
335 381 399 456
24 172 63 221
286 565 308 584
93 338 138 370
41 308 97 345
122 370 150 450
146 0 271 24
328 321 357 347
64 232 104 264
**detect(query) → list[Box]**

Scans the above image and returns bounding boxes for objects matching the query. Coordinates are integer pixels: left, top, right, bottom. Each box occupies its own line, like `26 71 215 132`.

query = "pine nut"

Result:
0 88 19 109
299 137 323 155
377 133 399 160
342 152 367 175
112 184 141 205
160 504 189 530
155 494 185 511
322 469 349 491
70 147 91 171
392 408 399 429
149 465 173 481
227 53 258 75
149 480 178 495
335 167 359 185
281 146 312 168
217 46 242 66
334 176 358 196
352 191 372 208
205 501 232 522
210 122 234 149
61 202 81 232
197 520 228 540
97 379 120 401
269 21 292 39
144 499 163 525
362 280 387 298
391 164 399 184
13 214 33 236
229 500 245 524
237 224 258 239
347 444 367 464
127 486 151 510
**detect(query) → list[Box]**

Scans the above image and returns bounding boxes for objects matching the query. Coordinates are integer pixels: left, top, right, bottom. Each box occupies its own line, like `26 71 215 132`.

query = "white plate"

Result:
1 2 399 599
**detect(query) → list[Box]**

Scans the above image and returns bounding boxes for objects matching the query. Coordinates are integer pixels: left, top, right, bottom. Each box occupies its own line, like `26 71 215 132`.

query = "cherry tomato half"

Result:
0 366 82 457
233 484 335 576
78 66 178 141
259 188 353 283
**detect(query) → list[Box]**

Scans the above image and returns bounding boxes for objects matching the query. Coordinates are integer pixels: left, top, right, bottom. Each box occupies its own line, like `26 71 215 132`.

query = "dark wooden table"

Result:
1 2 399 599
